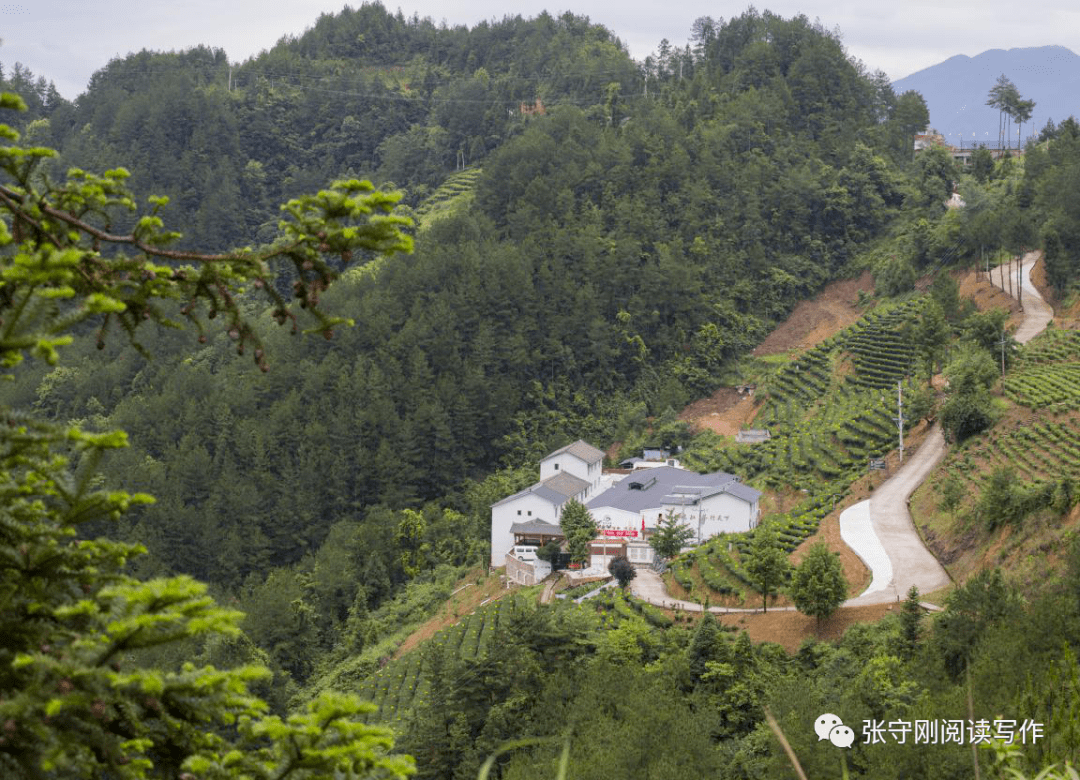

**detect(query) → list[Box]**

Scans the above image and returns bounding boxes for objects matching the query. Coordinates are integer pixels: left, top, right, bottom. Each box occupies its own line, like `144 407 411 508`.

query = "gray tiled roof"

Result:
542 471 590 498
587 464 756 514
587 466 742 514
545 439 604 465
510 519 563 536
722 481 763 504
491 471 590 508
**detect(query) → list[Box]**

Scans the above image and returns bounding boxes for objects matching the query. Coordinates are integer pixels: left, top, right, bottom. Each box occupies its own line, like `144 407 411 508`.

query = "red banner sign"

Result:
601 529 638 538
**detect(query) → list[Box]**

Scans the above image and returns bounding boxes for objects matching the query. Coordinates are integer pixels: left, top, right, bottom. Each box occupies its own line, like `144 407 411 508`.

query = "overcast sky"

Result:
4 0 1079 100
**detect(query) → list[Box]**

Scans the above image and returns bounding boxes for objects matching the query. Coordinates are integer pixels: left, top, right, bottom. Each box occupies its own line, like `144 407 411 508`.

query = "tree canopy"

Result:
0 90 416 778
742 524 791 613
560 499 597 565
789 542 848 625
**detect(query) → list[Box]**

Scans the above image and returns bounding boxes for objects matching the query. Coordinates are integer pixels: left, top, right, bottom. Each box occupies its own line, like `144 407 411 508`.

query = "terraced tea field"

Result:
413 167 481 228
1004 328 1080 411
677 297 928 603
354 592 670 723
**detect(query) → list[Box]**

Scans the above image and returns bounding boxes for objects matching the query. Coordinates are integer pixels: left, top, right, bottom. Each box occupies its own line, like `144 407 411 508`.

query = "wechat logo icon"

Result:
815 713 855 748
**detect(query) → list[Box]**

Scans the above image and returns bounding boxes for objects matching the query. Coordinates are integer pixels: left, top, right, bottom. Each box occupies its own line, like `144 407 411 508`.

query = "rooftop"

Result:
586 465 751 514
544 439 605 465
492 471 591 508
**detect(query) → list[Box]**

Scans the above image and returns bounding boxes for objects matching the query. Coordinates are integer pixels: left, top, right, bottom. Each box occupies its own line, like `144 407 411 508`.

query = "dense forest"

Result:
4 3 1080 778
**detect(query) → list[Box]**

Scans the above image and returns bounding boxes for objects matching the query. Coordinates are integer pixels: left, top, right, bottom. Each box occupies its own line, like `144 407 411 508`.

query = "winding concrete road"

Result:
629 252 1053 613
1011 251 1054 344
840 428 950 605
840 250 1049 605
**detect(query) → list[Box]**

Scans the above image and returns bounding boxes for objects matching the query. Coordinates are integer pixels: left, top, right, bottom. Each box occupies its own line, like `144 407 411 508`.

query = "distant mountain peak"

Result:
893 46 1080 144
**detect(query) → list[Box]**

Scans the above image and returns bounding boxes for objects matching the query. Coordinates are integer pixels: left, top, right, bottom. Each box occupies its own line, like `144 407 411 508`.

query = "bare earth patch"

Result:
681 272 874 437
752 271 874 357
680 389 759 436
726 602 897 653
393 569 511 658
791 511 872 599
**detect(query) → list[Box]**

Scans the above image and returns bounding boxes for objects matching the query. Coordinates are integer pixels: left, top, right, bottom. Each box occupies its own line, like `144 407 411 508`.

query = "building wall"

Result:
591 505 649 533
662 493 758 540
626 542 655 566
589 540 627 571
490 493 559 567
506 553 552 586
539 453 601 492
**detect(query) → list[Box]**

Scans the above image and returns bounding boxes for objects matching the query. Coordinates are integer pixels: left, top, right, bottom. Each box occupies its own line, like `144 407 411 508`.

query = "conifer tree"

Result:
0 91 415 778
559 499 597 566
789 542 848 627
649 511 696 560
898 586 924 660
743 523 791 613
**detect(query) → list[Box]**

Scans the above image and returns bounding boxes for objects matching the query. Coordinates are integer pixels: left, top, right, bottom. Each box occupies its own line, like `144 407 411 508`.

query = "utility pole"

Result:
895 381 905 465
1017 251 1024 311
998 331 1009 377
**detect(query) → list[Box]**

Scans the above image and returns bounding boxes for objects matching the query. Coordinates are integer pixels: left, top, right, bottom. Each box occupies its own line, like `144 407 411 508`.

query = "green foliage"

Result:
742 524 792 613
977 466 1065 531
932 568 1023 680
649 511 696 560
911 299 951 382
874 254 917 297
0 92 415 777
941 342 1000 443
970 146 996 183
789 542 848 625
687 610 720 680
940 387 995 443
559 499 596 565
912 145 959 211
937 473 967 518
898 586 923 660
607 555 636 588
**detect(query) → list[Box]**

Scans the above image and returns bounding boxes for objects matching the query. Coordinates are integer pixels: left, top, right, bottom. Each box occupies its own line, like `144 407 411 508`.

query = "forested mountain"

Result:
5 5 1080 778
1 4 935 592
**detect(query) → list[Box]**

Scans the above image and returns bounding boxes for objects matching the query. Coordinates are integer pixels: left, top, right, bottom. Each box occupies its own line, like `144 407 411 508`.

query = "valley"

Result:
4 5 1080 778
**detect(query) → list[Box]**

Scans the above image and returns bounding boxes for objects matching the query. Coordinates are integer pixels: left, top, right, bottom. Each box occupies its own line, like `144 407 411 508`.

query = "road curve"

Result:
629 254 1054 614
840 427 950 605
1012 252 1053 344
841 250 1051 605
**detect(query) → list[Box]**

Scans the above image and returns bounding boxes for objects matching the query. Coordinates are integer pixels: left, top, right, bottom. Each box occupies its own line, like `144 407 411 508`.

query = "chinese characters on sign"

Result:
861 719 1044 746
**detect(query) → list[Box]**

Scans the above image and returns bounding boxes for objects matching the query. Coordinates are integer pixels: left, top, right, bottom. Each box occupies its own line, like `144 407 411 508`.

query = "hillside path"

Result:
840 428 950 605
1011 251 1053 343
841 250 1050 605
630 253 1053 613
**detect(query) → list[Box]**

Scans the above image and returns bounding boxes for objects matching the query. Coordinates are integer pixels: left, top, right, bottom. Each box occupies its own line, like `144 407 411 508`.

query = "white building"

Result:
489 440 604 567
490 442 762 573
585 465 761 566
539 440 604 496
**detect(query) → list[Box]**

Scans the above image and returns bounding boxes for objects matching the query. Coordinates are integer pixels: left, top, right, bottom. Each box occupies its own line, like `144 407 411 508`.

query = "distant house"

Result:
490 441 762 575
519 98 546 116
586 465 761 566
618 446 681 470
489 440 604 567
